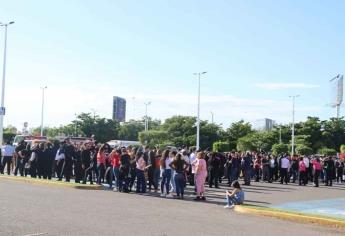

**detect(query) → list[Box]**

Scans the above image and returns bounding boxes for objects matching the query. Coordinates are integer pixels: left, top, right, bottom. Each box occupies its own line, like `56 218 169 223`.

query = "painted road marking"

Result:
271 198 345 219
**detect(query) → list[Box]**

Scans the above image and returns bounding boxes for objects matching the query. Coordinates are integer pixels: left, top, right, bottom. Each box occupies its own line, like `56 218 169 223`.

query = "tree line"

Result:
7 113 345 155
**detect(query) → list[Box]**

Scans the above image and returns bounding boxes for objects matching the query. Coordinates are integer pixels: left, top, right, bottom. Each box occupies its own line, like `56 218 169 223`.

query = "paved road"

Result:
0 179 343 236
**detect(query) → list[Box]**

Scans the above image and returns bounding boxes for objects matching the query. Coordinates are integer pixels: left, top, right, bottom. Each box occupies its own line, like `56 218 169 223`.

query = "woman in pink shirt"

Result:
312 157 322 187
96 145 106 184
298 157 307 186
135 151 147 193
194 152 207 201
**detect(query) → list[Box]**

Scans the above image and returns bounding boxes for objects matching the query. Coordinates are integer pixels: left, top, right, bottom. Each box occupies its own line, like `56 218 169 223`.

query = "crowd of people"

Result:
1 139 344 207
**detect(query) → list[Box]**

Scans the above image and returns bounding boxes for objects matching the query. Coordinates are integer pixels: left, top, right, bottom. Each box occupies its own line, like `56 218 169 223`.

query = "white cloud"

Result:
255 83 320 90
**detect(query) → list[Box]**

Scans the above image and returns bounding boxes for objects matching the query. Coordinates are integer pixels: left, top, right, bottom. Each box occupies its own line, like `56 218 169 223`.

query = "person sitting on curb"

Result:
224 180 244 209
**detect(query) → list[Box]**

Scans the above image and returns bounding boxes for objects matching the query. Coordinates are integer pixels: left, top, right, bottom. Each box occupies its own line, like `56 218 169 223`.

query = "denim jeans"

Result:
136 169 146 193
113 167 120 189
174 172 185 197
170 169 176 192
230 168 238 184
226 195 240 205
153 168 160 190
105 166 113 188
243 168 251 185
161 169 172 194
97 163 105 184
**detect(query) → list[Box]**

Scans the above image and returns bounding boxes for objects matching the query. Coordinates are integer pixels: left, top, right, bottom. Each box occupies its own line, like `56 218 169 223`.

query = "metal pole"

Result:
210 111 214 124
40 86 47 136
145 103 148 131
0 25 8 145
279 126 282 144
337 105 340 119
196 73 201 150
290 95 299 156
74 113 77 136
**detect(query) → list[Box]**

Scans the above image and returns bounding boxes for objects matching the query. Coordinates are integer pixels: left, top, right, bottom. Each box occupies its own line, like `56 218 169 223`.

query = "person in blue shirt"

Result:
224 180 244 209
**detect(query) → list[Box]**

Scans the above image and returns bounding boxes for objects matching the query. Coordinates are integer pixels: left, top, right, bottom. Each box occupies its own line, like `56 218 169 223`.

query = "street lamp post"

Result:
194 71 207 150
210 111 214 124
40 86 47 136
0 21 14 145
289 95 300 156
144 101 151 131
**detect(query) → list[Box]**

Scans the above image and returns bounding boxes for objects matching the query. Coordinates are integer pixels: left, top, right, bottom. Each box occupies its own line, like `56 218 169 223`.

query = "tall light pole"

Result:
210 111 214 124
194 71 207 150
144 101 151 131
0 21 14 145
289 95 299 156
40 86 47 136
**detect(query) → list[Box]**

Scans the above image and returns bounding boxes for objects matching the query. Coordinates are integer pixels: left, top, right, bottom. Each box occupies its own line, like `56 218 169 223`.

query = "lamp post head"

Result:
9 22 15 25
201 71 207 74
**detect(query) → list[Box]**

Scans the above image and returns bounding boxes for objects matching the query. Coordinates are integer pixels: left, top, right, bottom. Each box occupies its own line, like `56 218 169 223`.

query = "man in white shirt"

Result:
1 141 15 175
280 155 290 184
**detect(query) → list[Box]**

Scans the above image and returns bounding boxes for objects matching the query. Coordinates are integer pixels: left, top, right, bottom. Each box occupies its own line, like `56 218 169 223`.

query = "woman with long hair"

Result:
160 149 172 197
96 144 106 184
135 151 147 193
169 153 188 199
224 180 244 209
194 151 207 201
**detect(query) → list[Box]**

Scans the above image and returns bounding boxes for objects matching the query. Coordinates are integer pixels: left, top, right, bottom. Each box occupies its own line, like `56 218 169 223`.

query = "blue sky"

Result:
0 0 344 130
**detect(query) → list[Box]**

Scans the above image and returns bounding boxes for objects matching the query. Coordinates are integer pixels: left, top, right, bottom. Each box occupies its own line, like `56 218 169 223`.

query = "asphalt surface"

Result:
0 179 344 236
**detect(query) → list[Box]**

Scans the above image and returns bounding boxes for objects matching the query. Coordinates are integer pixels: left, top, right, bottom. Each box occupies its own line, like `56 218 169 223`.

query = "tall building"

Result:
252 118 275 131
112 96 126 122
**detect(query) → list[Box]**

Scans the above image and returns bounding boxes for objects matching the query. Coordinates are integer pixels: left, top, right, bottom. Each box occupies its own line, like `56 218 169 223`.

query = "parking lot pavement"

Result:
0 178 344 236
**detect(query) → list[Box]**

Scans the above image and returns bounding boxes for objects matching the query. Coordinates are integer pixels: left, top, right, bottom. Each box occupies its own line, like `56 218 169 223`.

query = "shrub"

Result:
318 147 337 156
295 145 313 156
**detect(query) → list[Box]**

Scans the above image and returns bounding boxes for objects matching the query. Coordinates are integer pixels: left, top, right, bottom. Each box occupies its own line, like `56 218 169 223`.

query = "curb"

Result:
234 205 345 229
0 175 103 190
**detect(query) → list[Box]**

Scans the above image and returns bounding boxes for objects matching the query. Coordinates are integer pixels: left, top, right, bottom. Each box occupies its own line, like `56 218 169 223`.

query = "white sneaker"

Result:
229 204 235 209
160 193 166 197
224 205 231 209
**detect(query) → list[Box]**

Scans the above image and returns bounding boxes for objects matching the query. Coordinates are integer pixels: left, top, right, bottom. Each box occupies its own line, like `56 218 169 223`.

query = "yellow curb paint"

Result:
0 175 103 190
235 205 345 229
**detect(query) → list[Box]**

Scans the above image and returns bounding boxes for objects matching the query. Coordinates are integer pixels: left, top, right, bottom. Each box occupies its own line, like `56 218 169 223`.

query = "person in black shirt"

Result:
14 141 26 176
324 156 335 186
207 152 221 188
147 149 158 191
74 146 83 183
82 142 93 185
63 139 75 182
169 153 188 199
119 148 130 192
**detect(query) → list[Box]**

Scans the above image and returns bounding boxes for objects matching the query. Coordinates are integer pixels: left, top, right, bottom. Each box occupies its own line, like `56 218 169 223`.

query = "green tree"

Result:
271 143 289 156
161 116 196 147
226 120 253 148
213 141 230 152
295 145 313 155
138 130 169 146
118 120 145 141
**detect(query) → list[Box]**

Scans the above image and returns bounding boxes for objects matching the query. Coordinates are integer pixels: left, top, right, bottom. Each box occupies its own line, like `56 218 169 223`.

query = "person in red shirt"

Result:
298 157 307 186
110 148 121 191
312 157 322 187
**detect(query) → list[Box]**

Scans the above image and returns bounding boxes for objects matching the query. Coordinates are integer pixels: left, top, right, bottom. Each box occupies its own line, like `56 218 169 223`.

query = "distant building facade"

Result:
252 118 275 131
112 96 126 122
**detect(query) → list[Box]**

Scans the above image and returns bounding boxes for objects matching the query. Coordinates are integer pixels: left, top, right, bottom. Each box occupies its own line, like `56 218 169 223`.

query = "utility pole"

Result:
194 71 207 150
289 95 300 156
